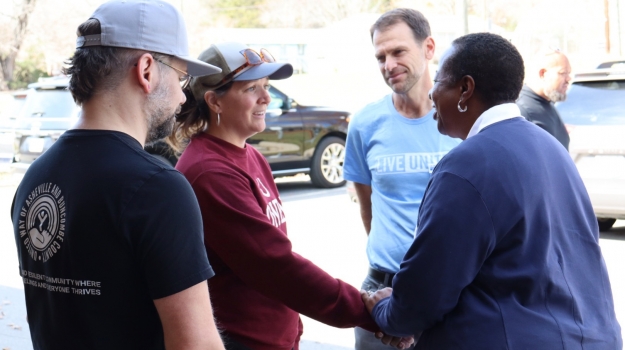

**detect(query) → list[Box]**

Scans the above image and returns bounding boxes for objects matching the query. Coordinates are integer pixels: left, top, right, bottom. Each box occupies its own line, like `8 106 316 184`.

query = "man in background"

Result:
11 1 224 349
517 49 572 149
343 8 459 349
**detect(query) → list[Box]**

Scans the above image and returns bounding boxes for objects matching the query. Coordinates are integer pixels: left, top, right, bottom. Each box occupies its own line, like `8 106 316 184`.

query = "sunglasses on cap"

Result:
215 48 275 87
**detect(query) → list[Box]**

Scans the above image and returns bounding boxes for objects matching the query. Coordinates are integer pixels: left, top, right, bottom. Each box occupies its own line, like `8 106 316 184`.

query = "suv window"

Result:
557 80 625 125
20 89 77 118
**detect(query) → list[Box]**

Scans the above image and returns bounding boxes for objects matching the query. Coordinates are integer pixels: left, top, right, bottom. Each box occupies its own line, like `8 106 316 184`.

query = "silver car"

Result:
13 77 80 164
556 62 625 231
7 76 179 167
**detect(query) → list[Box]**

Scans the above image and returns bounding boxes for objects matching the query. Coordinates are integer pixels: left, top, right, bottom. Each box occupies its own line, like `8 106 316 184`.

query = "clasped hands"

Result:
360 287 415 349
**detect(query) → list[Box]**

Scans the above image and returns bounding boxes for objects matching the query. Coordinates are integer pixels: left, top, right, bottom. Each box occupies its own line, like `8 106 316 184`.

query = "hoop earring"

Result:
457 100 467 113
217 113 220 126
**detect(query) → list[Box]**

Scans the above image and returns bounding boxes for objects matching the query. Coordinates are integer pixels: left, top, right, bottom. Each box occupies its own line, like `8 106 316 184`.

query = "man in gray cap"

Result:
11 1 225 349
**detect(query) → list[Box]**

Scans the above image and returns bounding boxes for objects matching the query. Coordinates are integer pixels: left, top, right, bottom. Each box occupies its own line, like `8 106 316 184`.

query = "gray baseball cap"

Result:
76 0 221 77
190 42 293 102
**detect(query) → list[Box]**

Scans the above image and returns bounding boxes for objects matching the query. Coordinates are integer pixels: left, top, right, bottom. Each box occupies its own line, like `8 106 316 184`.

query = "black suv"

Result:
247 85 349 188
6 77 349 188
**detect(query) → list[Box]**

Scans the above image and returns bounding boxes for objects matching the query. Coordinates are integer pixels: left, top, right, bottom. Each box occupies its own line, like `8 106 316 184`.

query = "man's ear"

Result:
423 36 435 60
135 53 157 94
538 68 548 79
204 91 221 114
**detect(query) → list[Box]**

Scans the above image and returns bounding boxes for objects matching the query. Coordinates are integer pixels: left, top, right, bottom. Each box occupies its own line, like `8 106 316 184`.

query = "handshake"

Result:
360 287 416 349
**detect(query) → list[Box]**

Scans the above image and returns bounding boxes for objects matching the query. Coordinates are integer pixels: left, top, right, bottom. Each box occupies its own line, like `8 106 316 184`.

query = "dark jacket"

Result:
373 118 621 349
517 85 570 150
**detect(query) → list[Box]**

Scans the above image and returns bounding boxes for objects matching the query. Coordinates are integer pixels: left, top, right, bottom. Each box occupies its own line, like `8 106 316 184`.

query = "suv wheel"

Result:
597 218 617 232
310 136 346 188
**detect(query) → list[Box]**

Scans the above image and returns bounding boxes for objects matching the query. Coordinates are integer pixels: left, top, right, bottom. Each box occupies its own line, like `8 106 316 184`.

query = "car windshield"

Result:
556 80 625 125
20 89 77 119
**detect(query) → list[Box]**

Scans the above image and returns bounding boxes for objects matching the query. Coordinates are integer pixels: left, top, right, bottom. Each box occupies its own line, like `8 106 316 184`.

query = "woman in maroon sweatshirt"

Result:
169 42 411 350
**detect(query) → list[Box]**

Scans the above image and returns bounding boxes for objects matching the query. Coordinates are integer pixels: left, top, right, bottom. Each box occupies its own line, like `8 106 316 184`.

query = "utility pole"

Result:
605 0 611 54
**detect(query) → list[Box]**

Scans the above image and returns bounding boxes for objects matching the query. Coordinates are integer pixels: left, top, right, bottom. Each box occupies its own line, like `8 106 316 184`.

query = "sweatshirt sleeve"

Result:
192 169 377 332
372 171 496 336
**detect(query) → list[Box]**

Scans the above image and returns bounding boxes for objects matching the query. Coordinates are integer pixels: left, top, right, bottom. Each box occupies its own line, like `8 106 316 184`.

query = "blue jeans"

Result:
354 275 415 350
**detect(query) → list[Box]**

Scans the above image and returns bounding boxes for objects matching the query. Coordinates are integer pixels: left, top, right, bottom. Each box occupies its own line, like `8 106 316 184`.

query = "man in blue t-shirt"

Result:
344 8 459 350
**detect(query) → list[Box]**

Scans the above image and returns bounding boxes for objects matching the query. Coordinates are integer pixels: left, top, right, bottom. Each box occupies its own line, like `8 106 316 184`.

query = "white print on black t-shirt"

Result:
266 198 286 228
374 152 448 175
18 183 66 263
20 269 102 296
256 178 271 197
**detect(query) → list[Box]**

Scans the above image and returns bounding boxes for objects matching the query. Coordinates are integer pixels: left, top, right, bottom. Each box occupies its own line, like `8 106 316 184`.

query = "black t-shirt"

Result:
11 130 214 350
516 85 570 150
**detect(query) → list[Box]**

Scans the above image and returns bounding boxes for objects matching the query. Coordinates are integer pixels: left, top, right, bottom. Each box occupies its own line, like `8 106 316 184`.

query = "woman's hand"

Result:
360 288 415 349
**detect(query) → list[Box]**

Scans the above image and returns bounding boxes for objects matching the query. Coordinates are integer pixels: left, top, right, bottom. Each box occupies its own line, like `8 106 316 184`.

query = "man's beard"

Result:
145 80 179 146
545 88 566 102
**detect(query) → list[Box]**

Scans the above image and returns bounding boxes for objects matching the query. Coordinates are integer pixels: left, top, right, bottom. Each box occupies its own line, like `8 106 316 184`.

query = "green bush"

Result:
8 59 49 90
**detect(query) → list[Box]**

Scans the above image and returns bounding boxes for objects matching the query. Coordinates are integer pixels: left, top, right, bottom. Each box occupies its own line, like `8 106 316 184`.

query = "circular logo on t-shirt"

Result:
18 183 66 263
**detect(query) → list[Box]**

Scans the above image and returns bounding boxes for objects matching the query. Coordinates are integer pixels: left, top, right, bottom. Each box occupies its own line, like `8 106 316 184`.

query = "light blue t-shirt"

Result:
344 94 460 273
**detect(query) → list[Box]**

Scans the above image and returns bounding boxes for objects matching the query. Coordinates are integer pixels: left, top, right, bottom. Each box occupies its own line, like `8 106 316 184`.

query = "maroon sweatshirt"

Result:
176 133 377 350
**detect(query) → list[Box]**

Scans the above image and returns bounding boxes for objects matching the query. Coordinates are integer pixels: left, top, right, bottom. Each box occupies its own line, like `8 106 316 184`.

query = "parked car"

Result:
8 76 179 167
247 85 349 188
12 77 79 164
7 77 349 188
556 61 625 231
0 91 26 170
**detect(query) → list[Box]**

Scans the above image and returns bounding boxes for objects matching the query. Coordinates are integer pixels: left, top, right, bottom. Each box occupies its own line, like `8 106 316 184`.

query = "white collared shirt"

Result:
466 103 522 139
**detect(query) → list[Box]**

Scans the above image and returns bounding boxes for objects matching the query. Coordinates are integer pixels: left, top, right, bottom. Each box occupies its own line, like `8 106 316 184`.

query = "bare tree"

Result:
0 0 37 90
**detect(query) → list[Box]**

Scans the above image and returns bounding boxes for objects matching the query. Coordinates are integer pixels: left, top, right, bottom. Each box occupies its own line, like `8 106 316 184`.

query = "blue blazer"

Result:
373 118 622 349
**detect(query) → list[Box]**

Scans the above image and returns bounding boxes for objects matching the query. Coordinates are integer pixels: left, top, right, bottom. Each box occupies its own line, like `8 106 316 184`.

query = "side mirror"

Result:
287 98 296 110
